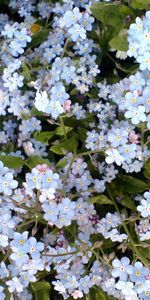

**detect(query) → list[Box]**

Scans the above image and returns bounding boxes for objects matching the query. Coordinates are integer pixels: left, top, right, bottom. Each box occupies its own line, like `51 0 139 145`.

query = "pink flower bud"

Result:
36 164 50 173
129 131 139 144
63 100 71 111
72 290 83 299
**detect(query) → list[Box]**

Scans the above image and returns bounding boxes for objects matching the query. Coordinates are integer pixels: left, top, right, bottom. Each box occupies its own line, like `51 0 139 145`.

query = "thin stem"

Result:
107 185 150 267
61 38 70 58
141 122 145 152
59 116 67 140
42 250 79 257
63 149 104 183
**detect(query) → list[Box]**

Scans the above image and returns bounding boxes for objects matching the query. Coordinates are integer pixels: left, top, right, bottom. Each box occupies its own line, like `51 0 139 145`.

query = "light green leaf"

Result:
25 156 51 169
50 136 78 155
91 3 134 29
109 29 128 51
55 126 73 136
22 63 31 80
34 131 55 144
131 0 150 10
0 156 24 169
89 195 112 205
56 158 67 168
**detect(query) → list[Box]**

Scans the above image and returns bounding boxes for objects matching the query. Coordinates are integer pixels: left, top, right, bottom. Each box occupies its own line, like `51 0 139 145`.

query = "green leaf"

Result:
96 292 106 300
0 0 10 4
31 281 51 300
117 175 149 193
56 158 67 168
55 126 73 136
22 63 31 80
89 195 113 205
91 3 134 29
25 156 51 169
50 136 78 155
95 290 110 300
5 142 14 153
29 29 49 48
131 0 150 10
109 29 128 51
138 247 150 260
30 106 44 117
91 3 123 28
144 158 150 179
34 131 55 144
121 194 136 210
0 156 24 169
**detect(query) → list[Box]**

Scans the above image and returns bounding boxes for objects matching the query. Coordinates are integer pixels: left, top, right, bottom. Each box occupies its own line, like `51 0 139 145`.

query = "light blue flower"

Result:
0 172 18 195
112 257 133 281
130 261 149 283
125 105 146 125
28 237 44 259
68 24 86 42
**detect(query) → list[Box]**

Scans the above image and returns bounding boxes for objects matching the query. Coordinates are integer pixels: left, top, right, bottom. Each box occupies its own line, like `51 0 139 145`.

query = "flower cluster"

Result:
128 11 150 70
0 0 149 300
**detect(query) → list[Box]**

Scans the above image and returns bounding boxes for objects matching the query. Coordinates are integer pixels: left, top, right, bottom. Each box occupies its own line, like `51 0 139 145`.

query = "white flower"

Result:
35 91 49 112
105 148 124 166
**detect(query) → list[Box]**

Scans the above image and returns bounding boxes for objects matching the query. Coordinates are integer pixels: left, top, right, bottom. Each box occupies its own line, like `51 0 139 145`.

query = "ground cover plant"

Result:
0 0 150 299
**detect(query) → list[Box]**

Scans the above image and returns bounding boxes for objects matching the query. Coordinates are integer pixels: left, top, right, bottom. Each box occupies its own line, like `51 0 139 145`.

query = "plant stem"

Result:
107 185 150 267
61 38 70 58
42 250 79 257
59 116 67 140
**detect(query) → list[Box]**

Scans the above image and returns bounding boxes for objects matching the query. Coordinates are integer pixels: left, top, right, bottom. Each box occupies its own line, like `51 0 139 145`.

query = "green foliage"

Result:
89 195 113 205
131 0 150 10
22 63 31 81
30 106 44 117
30 281 51 300
109 29 128 51
144 158 150 179
55 125 73 136
34 131 55 144
90 3 134 29
29 29 49 48
116 175 149 193
25 156 51 169
0 156 24 169
50 136 78 155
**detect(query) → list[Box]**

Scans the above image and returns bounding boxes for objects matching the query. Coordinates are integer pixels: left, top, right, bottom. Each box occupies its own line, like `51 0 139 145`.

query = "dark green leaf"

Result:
5 142 14 153
121 194 136 210
29 29 49 48
144 158 150 179
30 106 44 117
0 156 24 169
117 175 149 193
31 281 51 300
